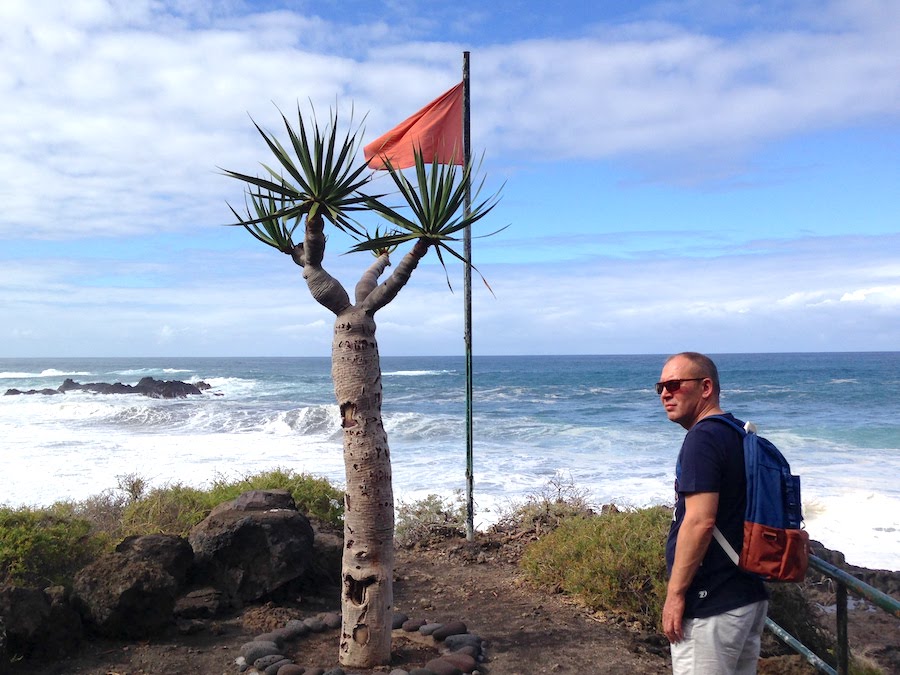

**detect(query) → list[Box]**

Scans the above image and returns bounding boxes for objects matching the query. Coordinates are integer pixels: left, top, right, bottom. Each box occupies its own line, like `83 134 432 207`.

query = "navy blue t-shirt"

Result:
665 413 768 618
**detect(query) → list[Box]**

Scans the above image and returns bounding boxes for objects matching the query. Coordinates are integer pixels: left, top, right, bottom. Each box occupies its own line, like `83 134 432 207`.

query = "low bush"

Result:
0 506 107 587
395 492 467 547
120 468 344 537
495 473 595 535
520 506 671 629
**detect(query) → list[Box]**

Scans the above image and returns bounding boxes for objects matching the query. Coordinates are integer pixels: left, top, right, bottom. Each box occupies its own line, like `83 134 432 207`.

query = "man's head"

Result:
657 352 722 429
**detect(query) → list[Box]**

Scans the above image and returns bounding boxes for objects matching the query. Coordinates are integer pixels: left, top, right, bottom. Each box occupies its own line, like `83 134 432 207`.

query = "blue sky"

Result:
1 0 898 357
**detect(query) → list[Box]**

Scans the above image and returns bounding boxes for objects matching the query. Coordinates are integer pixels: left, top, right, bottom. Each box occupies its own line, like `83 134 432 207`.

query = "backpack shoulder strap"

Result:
705 414 750 568
702 414 747 435
712 526 740 565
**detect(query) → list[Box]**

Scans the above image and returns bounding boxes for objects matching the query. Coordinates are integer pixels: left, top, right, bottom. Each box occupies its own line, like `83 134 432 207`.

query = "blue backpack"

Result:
709 415 810 582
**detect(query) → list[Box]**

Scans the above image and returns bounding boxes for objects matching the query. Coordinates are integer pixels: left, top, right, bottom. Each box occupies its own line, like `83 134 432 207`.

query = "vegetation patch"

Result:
395 492 467 548
520 506 671 629
0 506 106 587
0 468 343 588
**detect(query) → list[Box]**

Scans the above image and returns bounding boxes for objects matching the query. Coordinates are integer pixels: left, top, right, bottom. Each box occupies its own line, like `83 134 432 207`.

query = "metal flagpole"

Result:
462 51 474 541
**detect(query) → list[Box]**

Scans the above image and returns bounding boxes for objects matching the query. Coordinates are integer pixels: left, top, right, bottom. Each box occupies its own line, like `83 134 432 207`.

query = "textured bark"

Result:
333 308 394 667
294 214 431 667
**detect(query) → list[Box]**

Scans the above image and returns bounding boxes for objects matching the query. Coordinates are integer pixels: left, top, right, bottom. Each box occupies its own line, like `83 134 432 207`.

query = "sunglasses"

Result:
655 377 705 395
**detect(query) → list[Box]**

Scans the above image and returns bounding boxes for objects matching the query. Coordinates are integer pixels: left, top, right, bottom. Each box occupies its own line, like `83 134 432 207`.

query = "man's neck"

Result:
688 405 724 429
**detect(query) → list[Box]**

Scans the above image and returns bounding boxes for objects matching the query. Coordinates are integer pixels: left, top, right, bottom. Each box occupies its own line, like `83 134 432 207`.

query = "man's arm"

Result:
662 491 719 643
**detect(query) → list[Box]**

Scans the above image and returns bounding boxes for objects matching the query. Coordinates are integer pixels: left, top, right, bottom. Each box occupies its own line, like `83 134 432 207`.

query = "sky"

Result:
2 0 898 358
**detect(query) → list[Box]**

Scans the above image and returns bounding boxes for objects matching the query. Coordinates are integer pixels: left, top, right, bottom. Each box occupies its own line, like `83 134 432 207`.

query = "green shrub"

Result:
520 506 671 628
207 468 344 528
0 469 344 588
120 483 212 537
120 468 345 537
0 506 107 587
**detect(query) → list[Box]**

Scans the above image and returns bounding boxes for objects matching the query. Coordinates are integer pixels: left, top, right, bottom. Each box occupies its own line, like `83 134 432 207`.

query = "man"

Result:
659 352 768 674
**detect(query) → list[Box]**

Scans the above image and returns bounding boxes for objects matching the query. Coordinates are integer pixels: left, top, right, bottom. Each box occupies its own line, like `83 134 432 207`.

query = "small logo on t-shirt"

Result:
698 590 708 599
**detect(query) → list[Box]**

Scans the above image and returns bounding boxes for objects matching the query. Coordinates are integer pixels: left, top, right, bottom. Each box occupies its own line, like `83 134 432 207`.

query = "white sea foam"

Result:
803 491 900 570
0 369 93 379
383 370 453 377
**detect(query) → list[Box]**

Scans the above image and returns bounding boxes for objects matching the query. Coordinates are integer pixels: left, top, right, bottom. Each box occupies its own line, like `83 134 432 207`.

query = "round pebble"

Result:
276 666 306 675
392 612 410 629
264 659 293 675
254 654 288 670
402 617 427 632
389 669 410 675
254 631 285 646
323 669 346 675
443 633 481 651
453 644 480 659
431 621 467 641
283 619 310 638
240 640 281 662
441 651 476 672
321 612 342 629
418 622 443 636
304 616 327 632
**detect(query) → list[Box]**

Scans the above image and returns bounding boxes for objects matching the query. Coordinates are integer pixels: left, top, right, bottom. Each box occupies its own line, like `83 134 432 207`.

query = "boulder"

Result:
115 534 194 586
0 585 82 659
189 490 315 604
71 553 179 637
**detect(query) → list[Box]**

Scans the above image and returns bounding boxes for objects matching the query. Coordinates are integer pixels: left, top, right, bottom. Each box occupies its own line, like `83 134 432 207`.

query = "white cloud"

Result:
840 286 900 304
1 1 898 239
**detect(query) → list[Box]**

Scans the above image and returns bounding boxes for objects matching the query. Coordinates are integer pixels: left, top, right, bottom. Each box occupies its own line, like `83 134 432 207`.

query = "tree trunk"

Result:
333 306 394 668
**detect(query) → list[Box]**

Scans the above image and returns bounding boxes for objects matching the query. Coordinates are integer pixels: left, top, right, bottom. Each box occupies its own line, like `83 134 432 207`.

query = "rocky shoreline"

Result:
4 377 212 399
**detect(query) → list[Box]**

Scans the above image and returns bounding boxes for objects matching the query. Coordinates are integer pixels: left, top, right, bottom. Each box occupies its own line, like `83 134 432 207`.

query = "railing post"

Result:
835 581 849 675
765 556 900 674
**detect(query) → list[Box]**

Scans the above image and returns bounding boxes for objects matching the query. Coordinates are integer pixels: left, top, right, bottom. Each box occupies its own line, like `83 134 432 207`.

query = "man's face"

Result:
658 355 708 430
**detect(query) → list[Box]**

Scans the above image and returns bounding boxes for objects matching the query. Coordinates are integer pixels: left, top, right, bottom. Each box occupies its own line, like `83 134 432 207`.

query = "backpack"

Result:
708 415 810 582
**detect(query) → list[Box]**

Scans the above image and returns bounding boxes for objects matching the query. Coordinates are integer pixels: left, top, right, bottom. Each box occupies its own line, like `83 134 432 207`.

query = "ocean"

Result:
1 353 898 571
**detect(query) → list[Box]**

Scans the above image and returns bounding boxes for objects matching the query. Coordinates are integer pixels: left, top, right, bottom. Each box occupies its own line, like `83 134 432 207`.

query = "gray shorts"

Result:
670 599 768 675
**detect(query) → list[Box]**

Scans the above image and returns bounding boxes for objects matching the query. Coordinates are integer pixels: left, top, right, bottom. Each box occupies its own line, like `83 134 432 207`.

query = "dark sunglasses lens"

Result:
656 380 682 395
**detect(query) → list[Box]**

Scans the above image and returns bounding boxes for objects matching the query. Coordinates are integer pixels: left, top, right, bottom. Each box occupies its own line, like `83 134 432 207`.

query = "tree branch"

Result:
301 212 351 315
361 239 430 315
355 253 391 305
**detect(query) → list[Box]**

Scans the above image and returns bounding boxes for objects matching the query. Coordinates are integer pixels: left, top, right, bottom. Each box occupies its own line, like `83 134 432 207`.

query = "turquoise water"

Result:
1 353 898 570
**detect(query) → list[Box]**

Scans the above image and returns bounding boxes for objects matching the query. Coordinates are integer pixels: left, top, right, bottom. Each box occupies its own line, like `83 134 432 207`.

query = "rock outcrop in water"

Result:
4 377 211 399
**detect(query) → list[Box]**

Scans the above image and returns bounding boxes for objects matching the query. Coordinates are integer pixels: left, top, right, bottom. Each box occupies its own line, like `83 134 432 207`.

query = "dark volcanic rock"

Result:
55 377 205 398
3 388 61 396
115 534 194 587
189 490 316 605
71 553 180 638
0 584 82 659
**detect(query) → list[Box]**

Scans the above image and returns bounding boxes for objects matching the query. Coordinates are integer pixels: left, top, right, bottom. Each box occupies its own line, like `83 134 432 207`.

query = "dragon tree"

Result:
222 105 499 668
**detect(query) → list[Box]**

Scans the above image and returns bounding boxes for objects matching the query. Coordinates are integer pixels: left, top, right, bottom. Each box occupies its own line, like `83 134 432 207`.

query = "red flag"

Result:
364 82 464 170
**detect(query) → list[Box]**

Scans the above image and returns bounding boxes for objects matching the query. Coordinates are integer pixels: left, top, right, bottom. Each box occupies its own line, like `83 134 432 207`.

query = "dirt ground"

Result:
13 532 897 675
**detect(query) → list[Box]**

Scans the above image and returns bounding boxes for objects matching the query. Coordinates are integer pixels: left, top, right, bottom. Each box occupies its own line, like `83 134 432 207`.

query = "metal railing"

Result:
765 554 900 675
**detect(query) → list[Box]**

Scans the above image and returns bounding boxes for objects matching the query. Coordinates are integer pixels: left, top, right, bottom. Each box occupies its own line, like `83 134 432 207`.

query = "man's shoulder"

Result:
684 414 745 453
693 413 746 434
